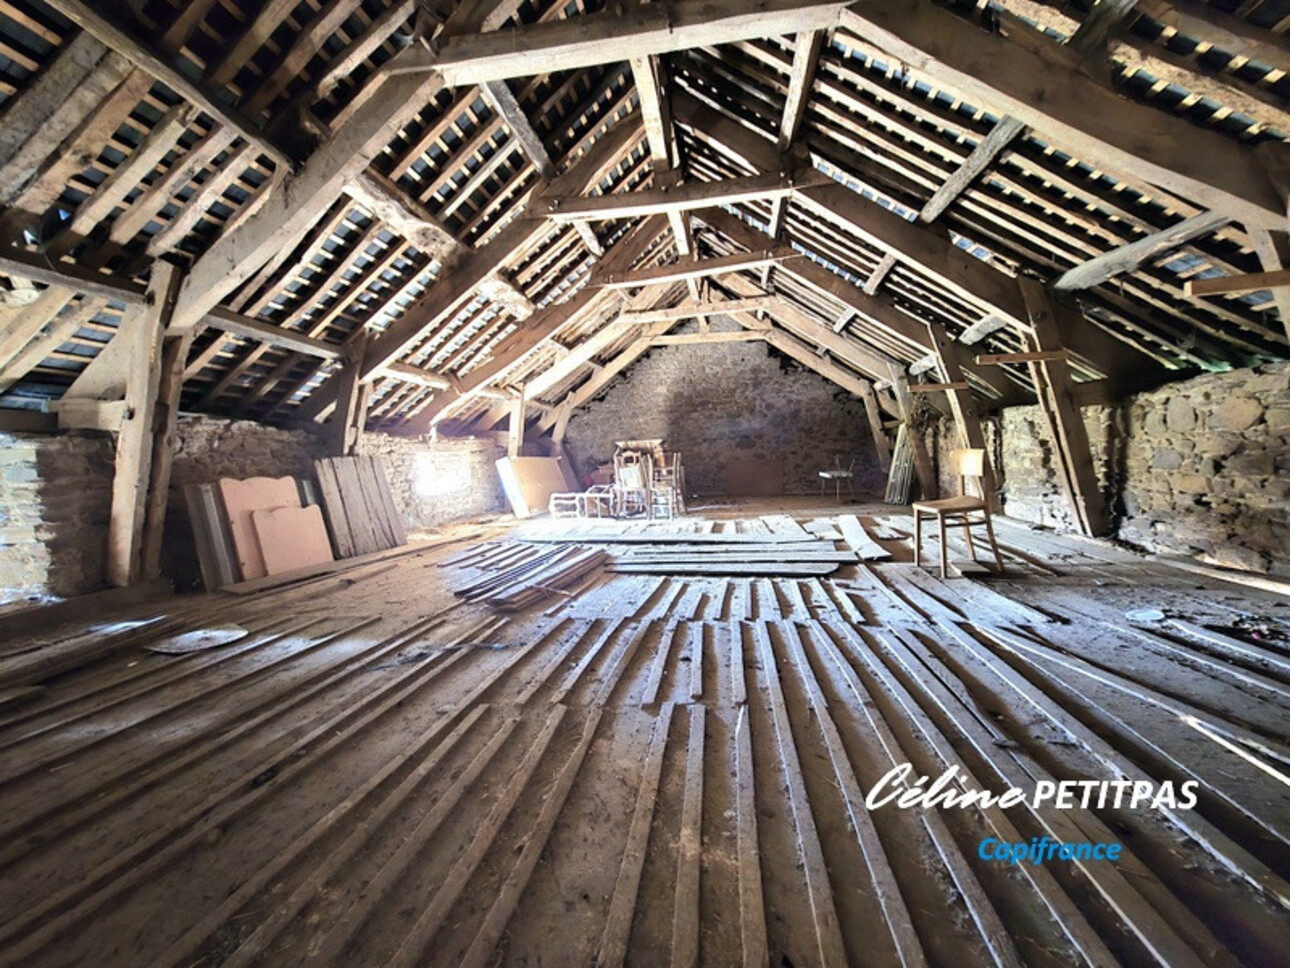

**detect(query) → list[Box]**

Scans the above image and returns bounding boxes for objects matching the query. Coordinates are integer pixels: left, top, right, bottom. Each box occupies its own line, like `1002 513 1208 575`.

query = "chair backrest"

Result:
950 448 985 496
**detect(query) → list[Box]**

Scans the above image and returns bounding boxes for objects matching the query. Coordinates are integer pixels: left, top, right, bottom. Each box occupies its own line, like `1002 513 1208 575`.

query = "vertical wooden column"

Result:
858 381 891 470
507 383 527 459
140 319 195 580
925 324 999 512
331 329 369 457
551 400 573 447
886 365 936 498
1018 277 1111 536
108 262 181 586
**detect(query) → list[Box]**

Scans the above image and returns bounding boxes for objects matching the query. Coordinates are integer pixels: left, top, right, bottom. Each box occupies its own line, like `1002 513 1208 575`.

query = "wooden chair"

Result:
817 455 856 503
912 448 1004 578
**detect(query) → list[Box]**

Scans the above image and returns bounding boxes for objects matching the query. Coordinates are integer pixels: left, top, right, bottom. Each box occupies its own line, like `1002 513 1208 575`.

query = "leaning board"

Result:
252 505 335 575
216 477 302 581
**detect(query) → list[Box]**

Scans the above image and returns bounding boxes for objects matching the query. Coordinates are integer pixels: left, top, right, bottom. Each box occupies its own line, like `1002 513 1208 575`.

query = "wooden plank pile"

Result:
608 515 858 577
314 456 407 558
450 544 608 611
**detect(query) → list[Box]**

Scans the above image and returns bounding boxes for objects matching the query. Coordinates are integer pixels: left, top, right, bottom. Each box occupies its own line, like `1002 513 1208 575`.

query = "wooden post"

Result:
858 382 891 471
507 384 527 459
924 327 999 511
1250 230 1290 345
107 262 180 586
551 401 573 447
1018 277 1111 536
140 323 194 580
331 330 370 457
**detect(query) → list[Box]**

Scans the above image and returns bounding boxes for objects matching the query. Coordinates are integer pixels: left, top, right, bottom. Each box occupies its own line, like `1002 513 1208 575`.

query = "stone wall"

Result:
170 414 326 486
0 432 114 607
362 432 506 529
1117 364 1289 573
990 404 1115 532
2 416 506 603
992 361 1290 575
563 330 885 496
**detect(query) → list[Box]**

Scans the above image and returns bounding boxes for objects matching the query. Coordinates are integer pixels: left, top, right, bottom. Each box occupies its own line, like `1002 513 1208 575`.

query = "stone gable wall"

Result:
563 336 886 497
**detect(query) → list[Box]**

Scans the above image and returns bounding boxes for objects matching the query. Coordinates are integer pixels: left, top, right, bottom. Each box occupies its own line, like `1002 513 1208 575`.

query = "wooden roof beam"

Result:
595 248 800 290
717 272 901 382
918 115 1026 224
838 1 1286 230
1184 268 1290 298
343 170 458 257
538 169 827 223
779 29 827 150
38 1 295 170
169 56 450 332
480 79 556 179
404 0 848 85
399 287 616 431
617 295 779 326
0 248 350 363
1054 209 1232 292
632 54 676 169
532 336 656 435
699 205 1022 401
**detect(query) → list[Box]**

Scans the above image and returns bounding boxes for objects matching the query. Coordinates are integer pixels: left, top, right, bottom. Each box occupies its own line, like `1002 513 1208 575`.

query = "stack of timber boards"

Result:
315 456 407 558
603 516 857 577
448 543 608 611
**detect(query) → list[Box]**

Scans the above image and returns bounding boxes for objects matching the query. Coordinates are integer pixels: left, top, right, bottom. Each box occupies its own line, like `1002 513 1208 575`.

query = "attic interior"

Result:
1 0 1289 965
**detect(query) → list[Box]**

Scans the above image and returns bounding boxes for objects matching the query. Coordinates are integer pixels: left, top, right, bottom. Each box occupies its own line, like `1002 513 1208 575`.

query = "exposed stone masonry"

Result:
957 361 1290 575
2 416 505 605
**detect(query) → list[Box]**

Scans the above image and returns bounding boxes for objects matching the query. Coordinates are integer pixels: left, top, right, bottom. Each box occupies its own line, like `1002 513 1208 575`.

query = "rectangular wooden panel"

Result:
215 476 301 581
252 505 335 575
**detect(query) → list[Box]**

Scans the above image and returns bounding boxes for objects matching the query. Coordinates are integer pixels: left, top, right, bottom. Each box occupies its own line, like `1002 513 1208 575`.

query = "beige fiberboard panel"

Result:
215 477 302 580
252 505 336 575
496 456 574 517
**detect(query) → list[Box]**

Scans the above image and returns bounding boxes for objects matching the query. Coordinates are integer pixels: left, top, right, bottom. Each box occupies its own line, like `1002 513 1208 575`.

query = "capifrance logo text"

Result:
864 764 1199 812
978 836 1122 865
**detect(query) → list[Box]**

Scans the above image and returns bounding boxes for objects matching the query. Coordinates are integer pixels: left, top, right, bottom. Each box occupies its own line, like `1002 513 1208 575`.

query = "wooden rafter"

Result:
838 1 1287 230
38 0 295 169
1055 210 1232 292
675 93 1152 389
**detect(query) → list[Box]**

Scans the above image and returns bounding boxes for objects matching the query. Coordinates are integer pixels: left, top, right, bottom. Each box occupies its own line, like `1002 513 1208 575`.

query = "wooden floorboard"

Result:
0 503 1287 967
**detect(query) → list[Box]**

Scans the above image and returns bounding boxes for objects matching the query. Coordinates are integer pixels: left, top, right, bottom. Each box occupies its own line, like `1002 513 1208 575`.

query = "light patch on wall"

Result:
413 451 472 498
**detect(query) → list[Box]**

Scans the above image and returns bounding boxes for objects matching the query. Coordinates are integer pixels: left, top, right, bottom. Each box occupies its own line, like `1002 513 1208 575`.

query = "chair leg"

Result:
963 518 977 563
984 514 1005 574
938 514 949 579
914 511 922 568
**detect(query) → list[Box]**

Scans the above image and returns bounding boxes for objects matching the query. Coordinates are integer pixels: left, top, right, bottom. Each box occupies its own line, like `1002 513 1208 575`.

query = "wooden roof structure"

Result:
0 0 1288 449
